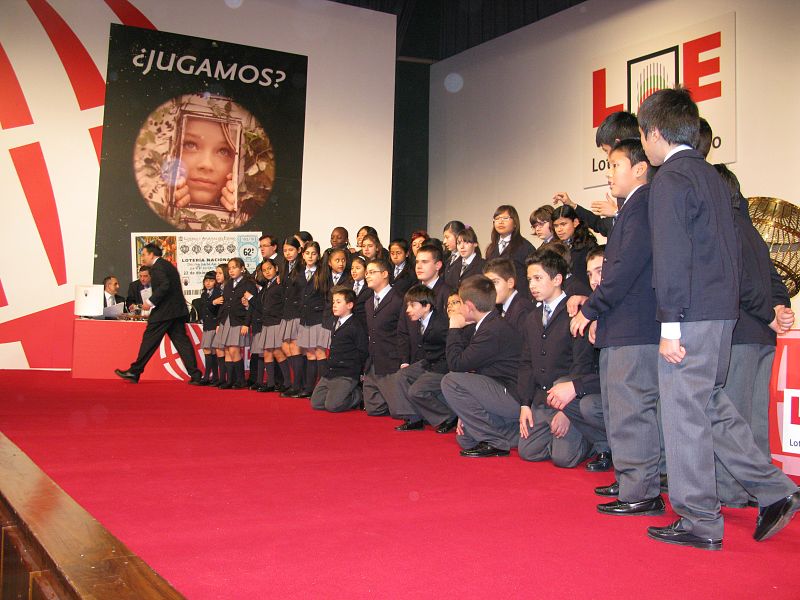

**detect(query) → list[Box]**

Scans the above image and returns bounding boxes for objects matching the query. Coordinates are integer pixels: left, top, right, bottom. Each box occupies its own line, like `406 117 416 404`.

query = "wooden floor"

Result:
0 433 182 600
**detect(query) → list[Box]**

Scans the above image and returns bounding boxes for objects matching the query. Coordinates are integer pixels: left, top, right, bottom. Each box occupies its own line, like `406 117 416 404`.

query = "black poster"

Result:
95 24 307 278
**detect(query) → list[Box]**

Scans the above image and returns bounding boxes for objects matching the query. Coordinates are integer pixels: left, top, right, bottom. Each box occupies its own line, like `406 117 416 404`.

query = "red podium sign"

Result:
770 330 800 479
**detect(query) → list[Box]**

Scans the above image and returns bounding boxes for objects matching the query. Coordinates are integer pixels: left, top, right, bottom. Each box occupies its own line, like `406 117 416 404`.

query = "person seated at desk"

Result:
103 276 125 309
126 265 151 311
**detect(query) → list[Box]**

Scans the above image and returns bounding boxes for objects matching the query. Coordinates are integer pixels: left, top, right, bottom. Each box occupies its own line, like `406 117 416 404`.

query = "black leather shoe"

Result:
281 388 301 398
114 369 139 383
595 481 619 497
586 451 613 472
230 382 247 390
753 490 800 541
256 385 275 393
647 520 722 550
249 383 261 390
395 419 424 431
660 472 669 492
188 377 202 386
218 381 232 390
435 417 459 434
597 496 665 516
459 442 510 458
197 378 211 386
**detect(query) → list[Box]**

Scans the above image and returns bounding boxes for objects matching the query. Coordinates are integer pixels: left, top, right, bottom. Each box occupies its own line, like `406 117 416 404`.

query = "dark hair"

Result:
696 117 713 158
482 257 516 282
596 111 639 148
456 227 479 246
540 240 571 265
259 234 277 245
458 275 497 312
586 245 606 264
609 138 654 182
203 270 217 281
389 238 409 254
360 233 385 261
358 226 378 239
281 237 302 281
102 275 117 286
296 231 313 243
417 242 444 264
142 242 162 257
331 285 356 305
530 204 554 226
332 226 349 238
551 205 598 252
138 265 151 273
215 263 229 282
404 284 435 307
410 230 429 245
487 205 524 256
228 256 245 270
351 255 367 271
443 220 466 237
283 237 301 250
260 258 278 272
637 87 700 147
713 163 742 209
366 257 391 275
318 247 347 297
527 248 569 281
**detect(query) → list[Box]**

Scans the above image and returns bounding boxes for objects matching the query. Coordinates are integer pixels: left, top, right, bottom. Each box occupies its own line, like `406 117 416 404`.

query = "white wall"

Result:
429 0 800 314
0 0 395 367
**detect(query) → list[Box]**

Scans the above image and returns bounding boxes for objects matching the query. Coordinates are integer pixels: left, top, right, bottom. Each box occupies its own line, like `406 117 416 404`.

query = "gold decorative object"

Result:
748 197 800 297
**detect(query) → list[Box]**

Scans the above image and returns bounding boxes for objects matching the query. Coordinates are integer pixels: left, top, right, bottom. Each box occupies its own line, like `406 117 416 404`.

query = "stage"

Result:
1 371 798 599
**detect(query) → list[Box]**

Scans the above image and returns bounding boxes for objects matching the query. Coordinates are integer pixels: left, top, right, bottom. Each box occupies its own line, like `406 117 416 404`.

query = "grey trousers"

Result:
362 366 398 417
310 376 362 412
659 320 797 539
715 343 775 504
518 401 591 467
394 362 453 426
601 345 662 502
441 372 520 451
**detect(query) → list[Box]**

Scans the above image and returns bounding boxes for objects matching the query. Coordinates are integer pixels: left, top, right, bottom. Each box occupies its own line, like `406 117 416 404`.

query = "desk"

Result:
71 319 204 381
770 329 800 478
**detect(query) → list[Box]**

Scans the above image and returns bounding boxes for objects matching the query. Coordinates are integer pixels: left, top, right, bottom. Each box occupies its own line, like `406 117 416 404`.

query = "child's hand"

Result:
547 381 576 410
448 312 466 329
174 177 190 207
220 173 236 211
519 406 534 439
212 296 223 305
240 325 248 336
550 411 570 438
241 296 250 307
570 310 591 337
566 295 587 317
591 192 618 217
659 337 686 363
552 191 576 208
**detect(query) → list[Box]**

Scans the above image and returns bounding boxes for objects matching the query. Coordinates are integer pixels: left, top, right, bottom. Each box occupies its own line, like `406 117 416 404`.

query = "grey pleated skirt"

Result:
200 329 216 350
281 317 300 342
296 323 331 349
251 324 283 354
214 317 250 348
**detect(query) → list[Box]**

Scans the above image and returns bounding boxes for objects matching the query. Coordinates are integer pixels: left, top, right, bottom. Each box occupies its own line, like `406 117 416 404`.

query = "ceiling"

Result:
329 0 588 62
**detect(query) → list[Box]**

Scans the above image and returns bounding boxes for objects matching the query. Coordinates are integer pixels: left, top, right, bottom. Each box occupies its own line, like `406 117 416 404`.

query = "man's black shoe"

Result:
395 420 424 431
597 496 665 516
595 481 619 497
435 417 459 434
114 369 139 383
647 520 722 550
586 451 613 472
459 442 510 458
753 490 800 541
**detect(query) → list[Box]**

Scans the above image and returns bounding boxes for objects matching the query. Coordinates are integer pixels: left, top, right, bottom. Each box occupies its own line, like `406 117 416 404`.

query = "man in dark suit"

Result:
115 243 201 384
125 265 151 311
362 258 404 416
255 234 285 284
103 276 125 309
441 275 523 457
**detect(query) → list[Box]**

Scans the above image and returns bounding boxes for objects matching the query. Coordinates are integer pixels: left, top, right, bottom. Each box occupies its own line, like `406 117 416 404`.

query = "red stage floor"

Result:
1 371 799 599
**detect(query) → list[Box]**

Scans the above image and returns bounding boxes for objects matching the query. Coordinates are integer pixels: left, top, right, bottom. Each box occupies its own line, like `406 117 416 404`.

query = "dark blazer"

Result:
575 200 621 239
326 315 369 379
563 273 592 298
446 310 522 401
398 308 449 373
351 280 373 331
252 277 284 333
194 286 222 331
444 255 485 291
518 297 599 408
389 262 415 297
501 290 533 331
581 184 660 348
217 276 259 327
566 242 595 290
281 265 304 320
443 253 460 287
125 280 148 307
649 148 739 323
255 254 286 284
396 277 450 344
147 258 190 323
365 287 404 375
107 293 125 306
299 272 325 327
485 236 535 296
322 272 354 329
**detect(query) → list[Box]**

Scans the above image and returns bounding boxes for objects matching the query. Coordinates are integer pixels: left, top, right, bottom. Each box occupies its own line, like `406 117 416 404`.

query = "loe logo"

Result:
583 13 736 189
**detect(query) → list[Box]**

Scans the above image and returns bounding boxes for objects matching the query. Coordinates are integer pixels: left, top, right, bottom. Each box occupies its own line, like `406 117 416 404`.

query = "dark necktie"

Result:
543 304 552 327
374 295 381 310
460 260 468 276
419 320 426 336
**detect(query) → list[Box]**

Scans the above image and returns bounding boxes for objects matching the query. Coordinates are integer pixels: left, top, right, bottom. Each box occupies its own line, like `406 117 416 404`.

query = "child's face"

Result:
607 150 643 199
228 261 242 279
446 294 462 314
531 219 552 241
215 267 225 284
303 246 319 267
365 263 388 290
203 278 215 290
405 300 429 322
182 118 235 206
356 228 369 247
457 238 477 258
331 294 353 318
553 217 579 242
410 237 426 255
527 263 561 303
587 255 603 291
484 270 514 305
640 127 667 166
493 211 515 236
414 251 440 284
389 245 407 266
443 230 458 252
329 252 346 274
262 262 277 280
351 261 365 281
283 244 299 262
361 239 377 259
330 228 347 249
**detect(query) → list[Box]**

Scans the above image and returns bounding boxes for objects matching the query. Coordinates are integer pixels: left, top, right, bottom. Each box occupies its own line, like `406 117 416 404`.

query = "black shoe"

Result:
357 400 366 411
647 520 722 550
395 419 424 431
197 378 211 386
188 377 202 386
660 472 669 492
218 381 233 390
586 451 613 472
249 383 261 390
256 385 275 393
753 490 800 541
297 391 312 398
595 481 619 497
459 442 510 458
597 496 665 516
114 369 139 383
435 417 459 434
230 382 247 390
281 388 301 398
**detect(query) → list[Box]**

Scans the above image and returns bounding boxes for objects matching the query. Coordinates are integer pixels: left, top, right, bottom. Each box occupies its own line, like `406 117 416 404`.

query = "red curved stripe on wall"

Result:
89 125 103 163
9 143 67 286
0 43 34 129
0 280 8 308
0 302 74 367
26 0 106 111
104 0 156 30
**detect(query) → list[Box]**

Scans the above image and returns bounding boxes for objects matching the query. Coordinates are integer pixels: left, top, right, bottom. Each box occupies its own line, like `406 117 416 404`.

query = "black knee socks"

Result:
277 359 290 387
303 359 317 394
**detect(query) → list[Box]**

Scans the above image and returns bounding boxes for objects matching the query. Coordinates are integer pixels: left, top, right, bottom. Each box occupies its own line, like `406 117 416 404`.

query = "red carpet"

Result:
1 371 798 599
